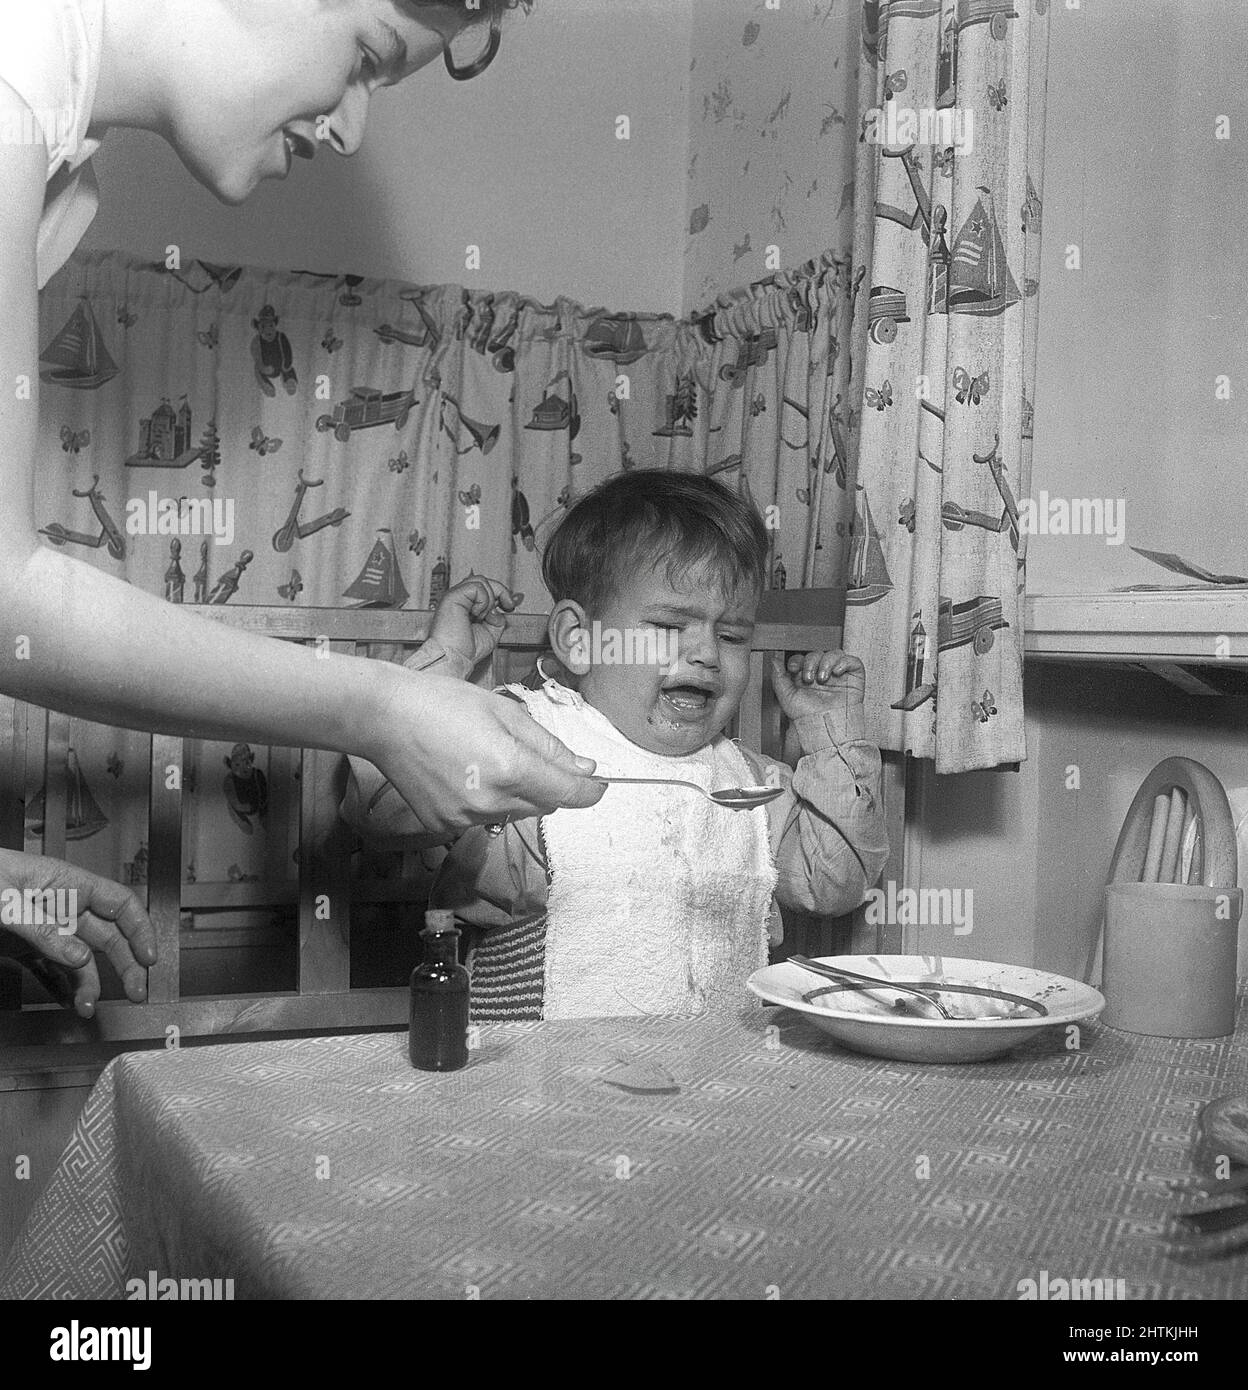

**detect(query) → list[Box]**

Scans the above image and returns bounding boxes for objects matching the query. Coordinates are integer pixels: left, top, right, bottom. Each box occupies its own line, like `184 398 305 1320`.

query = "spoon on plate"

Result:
790 957 957 1019
482 776 783 835
788 956 1049 1019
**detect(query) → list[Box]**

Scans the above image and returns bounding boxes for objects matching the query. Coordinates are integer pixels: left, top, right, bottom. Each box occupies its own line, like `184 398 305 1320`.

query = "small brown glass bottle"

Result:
409 909 469 1071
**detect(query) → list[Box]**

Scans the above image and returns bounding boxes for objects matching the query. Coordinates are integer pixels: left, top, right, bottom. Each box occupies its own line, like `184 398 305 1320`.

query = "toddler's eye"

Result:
357 50 381 84
719 633 748 645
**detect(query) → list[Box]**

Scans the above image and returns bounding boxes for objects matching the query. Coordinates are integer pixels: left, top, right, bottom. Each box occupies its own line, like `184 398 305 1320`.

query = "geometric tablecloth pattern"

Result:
3 995 1246 1299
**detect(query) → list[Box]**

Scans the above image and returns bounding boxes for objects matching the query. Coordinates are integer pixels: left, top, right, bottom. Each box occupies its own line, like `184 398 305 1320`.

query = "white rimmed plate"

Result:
748 954 1105 1063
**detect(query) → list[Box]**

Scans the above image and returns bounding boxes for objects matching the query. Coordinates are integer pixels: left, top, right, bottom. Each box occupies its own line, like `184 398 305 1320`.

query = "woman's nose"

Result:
321 84 369 156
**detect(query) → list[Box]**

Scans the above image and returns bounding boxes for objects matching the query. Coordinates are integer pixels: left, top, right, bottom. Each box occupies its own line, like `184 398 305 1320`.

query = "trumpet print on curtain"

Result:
843 0 1050 772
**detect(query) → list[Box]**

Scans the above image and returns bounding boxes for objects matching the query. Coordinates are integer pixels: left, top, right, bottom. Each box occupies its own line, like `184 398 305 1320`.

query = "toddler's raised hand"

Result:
769 649 867 721
430 576 523 670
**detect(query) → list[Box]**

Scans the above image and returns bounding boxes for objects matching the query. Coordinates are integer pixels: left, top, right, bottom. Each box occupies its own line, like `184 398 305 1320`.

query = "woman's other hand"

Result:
363 666 604 837
429 576 522 670
0 848 156 1018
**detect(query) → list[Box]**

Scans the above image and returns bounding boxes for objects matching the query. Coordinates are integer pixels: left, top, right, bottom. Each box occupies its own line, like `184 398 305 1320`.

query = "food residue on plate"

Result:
803 983 1036 1022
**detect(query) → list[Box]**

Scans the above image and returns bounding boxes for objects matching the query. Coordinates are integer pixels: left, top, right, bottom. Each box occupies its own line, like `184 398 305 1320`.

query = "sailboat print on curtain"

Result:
845 488 893 606
26 749 109 841
343 529 409 609
40 300 120 390
948 187 1020 316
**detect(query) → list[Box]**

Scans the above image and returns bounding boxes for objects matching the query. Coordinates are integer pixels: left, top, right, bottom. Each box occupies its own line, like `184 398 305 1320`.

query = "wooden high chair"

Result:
0 590 897 1048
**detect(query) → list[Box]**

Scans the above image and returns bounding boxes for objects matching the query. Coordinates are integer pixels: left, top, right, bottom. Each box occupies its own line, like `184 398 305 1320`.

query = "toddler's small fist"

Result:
430 576 523 669
769 649 866 720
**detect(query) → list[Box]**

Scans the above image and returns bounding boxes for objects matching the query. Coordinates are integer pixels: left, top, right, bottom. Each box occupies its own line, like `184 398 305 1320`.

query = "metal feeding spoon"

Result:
589 775 784 809
482 776 783 835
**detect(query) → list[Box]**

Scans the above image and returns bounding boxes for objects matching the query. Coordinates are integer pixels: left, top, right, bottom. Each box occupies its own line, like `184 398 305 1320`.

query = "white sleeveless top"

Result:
505 675 777 1019
0 0 106 288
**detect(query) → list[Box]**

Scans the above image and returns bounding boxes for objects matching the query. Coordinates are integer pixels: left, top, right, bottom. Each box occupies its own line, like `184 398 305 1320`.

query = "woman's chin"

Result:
185 156 263 206
216 167 266 205
213 184 252 207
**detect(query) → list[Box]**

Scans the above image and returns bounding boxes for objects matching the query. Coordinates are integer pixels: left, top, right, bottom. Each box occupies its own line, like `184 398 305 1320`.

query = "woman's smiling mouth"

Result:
282 130 316 172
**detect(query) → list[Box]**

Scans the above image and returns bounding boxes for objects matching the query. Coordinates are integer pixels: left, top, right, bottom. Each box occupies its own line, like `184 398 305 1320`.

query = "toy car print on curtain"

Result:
841 0 1050 772
28 248 856 888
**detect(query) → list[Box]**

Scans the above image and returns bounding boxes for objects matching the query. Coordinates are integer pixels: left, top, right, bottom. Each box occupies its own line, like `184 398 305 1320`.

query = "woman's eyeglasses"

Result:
444 17 503 82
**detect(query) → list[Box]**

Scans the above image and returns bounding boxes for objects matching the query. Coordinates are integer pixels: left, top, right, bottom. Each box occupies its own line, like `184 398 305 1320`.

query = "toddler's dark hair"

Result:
542 470 769 615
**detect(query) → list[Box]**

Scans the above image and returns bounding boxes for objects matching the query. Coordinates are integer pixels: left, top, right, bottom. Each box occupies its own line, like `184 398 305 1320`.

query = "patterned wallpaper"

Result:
683 0 861 313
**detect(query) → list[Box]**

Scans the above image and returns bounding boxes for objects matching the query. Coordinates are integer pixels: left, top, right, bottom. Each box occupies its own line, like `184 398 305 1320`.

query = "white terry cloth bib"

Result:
506 676 777 1019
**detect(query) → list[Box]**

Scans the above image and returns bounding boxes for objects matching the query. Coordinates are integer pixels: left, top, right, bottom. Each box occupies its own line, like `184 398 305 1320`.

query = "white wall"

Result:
681 0 859 312
83 0 693 315
1030 0 1248 593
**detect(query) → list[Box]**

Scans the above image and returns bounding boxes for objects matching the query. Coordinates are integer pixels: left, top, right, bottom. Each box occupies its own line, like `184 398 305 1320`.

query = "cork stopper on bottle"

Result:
422 908 458 938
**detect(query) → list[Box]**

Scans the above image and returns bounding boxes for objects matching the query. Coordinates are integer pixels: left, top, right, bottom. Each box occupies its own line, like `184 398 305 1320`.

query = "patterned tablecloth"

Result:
3 997 1247 1300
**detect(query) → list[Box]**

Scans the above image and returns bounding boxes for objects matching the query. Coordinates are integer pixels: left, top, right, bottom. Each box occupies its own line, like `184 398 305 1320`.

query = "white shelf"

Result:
1024 592 1248 666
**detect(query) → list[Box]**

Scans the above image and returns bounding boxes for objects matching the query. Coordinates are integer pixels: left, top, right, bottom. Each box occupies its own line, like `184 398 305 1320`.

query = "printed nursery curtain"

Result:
37 251 857 609
27 247 855 887
841 0 1050 772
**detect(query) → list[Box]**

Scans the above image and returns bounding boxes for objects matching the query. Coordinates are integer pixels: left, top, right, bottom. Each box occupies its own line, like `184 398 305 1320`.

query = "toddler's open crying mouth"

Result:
661 683 715 715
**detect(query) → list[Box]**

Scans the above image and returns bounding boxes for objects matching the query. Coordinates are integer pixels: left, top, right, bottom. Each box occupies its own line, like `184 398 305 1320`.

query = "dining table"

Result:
2 992 1247 1300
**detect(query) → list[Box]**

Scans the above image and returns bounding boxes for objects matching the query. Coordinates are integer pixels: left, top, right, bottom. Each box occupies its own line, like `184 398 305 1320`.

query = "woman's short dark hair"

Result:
542 470 770 616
